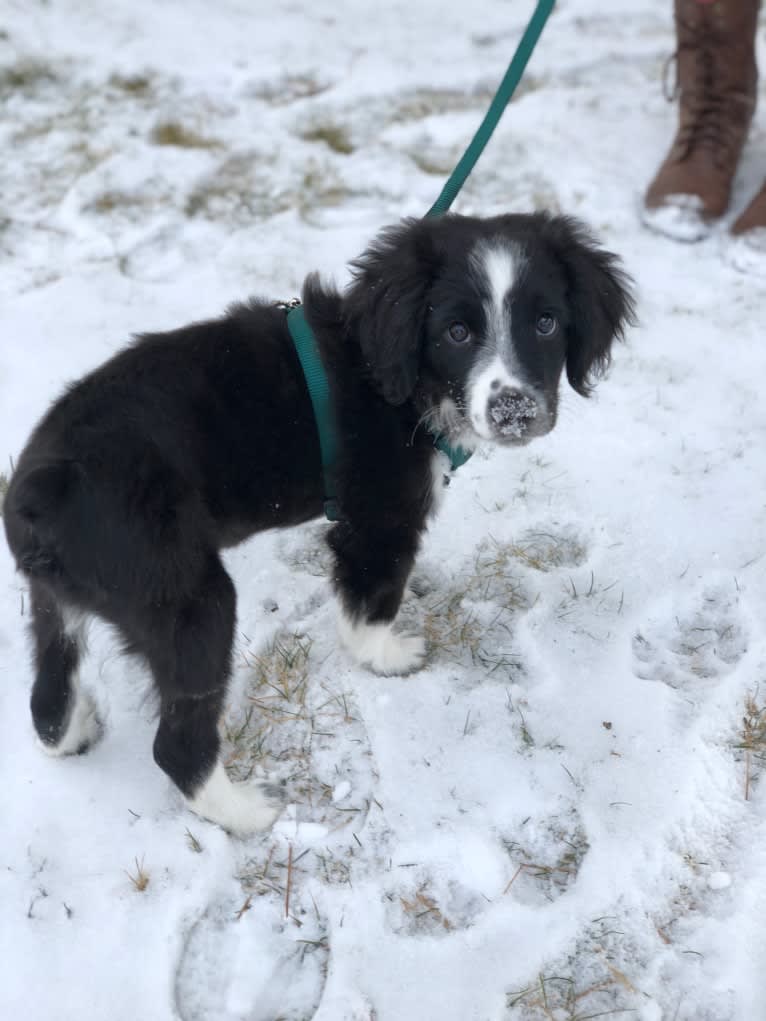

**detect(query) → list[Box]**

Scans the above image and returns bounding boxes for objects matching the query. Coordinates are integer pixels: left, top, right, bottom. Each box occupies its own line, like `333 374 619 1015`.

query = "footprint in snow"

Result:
500 807 589 908
385 873 488 938
174 896 328 1021
632 583 747 696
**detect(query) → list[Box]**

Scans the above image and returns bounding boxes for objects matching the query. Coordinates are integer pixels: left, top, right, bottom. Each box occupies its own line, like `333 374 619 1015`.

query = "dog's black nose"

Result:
487 388 538 439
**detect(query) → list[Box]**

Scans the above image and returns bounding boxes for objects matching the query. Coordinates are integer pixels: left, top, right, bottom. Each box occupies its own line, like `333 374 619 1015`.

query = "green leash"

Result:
428 0 556 217
289 0 556 519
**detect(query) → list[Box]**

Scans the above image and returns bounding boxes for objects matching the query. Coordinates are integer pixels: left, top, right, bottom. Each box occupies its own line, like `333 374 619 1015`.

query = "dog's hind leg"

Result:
28 581 102 756
148 554 281 835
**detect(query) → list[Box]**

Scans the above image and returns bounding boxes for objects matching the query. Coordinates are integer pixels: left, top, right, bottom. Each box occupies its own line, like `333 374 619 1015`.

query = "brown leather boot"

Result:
643 0 760 241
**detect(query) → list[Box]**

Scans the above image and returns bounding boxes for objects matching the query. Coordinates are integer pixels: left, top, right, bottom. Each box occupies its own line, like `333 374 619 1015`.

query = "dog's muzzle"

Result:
486 387 540 441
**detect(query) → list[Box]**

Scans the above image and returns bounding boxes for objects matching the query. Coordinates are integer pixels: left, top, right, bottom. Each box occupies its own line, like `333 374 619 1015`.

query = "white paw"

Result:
337 613 426 675
186 761 283 836
38 687 102 757
373 632 426 675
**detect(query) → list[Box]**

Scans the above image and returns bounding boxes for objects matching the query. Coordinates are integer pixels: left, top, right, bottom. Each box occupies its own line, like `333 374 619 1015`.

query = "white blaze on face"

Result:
482 244 518 351
468 243 528 439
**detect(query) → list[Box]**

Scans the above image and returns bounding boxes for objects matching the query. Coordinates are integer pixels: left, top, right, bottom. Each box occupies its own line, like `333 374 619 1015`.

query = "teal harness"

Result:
288 0 555 521
286 302 341 521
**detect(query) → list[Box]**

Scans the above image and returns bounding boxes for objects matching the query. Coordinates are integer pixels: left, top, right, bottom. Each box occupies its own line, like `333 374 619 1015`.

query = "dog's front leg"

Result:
328 520 426 675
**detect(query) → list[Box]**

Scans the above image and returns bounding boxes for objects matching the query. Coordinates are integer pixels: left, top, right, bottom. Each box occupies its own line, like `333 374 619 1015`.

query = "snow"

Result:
2 1 766 1019
708 871 732 891
641 194 711 242
725 227 766 274
489 391 538 437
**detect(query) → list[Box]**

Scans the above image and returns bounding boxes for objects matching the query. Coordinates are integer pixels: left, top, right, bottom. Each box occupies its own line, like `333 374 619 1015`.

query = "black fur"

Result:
3 212 635 816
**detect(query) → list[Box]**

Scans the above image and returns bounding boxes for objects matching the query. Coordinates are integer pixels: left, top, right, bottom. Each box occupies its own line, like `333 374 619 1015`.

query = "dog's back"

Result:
5 301 323 584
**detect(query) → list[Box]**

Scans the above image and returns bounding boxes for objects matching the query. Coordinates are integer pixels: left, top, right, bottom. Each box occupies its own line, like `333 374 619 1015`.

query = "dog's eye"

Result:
536 313 558 337
447 321 471 344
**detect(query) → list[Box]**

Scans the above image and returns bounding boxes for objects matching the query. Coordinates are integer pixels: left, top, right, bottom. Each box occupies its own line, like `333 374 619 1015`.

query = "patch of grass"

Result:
108 72 152 96
185 151 362 224
86 189 159 216
506 691 537 751
464 540 532 609
737 690 766 800
507 914 647 1019
301 122 354 154
224 631 314 782
125 857 150 892
150 120 220 149
184 153 292 220
223 704 271 782
297 164 358 215
0 59 58 97
390 85 495 122
423 587 522 675
482 531 586 576
507 918 643 1019
423 591 483 660
238 844 297 899
312 847 354 887
507 972 637 1020
248 633 313 720
418 539 539 673
555 570 624 626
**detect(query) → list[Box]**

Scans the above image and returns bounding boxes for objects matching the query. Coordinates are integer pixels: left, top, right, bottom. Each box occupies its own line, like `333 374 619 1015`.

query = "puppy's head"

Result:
345 212 636 449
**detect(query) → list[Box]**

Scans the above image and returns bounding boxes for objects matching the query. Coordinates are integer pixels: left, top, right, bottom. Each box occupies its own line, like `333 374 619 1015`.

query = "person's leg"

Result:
643 0 760 241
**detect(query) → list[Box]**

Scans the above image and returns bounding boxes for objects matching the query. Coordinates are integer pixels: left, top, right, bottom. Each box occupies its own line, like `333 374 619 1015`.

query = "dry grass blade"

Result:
185 828 203 854
285 844 294 919
234 895 253 921
125 856 150 892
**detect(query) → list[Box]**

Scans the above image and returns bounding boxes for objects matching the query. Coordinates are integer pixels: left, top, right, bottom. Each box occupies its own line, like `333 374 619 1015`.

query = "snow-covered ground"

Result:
2 1 766 1018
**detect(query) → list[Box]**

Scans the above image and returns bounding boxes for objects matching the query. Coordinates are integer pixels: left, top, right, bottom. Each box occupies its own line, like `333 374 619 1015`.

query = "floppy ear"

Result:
344 217 440 405
548 216 636 396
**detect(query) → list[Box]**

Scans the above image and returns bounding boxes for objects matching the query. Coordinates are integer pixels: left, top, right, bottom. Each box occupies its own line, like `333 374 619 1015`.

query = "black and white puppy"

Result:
3 212 635 834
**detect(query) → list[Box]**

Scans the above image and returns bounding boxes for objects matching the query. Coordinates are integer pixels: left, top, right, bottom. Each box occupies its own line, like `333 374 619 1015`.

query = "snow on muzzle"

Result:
486 387 541 441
